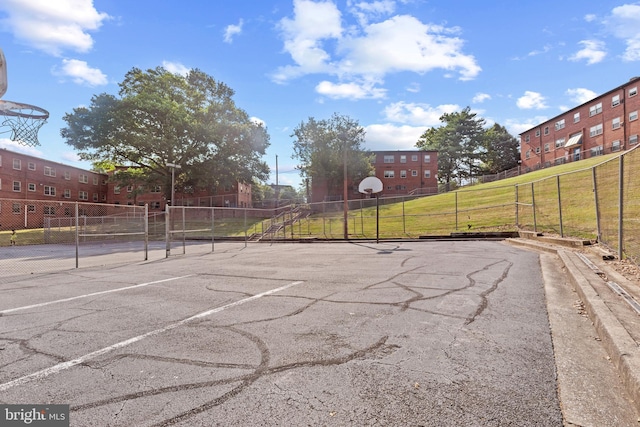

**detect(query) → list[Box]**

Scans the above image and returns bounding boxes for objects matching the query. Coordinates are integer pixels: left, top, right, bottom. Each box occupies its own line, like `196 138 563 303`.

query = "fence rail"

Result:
2 145 639 276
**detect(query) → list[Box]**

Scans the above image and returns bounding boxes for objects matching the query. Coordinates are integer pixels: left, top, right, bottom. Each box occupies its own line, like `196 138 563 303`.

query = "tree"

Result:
415 107 486 189
61 67 270 202
481 124 520 174
292 113 373 200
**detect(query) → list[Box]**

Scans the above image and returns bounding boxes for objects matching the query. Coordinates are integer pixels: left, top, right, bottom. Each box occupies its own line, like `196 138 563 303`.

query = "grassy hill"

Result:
287 152 623 240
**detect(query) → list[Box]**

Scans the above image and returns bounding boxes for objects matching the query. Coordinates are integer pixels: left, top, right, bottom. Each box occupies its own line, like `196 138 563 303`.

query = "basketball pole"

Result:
343 139 348 240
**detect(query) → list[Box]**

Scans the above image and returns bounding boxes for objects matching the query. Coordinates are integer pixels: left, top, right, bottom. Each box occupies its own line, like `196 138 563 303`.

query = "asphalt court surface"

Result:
0 241 564 426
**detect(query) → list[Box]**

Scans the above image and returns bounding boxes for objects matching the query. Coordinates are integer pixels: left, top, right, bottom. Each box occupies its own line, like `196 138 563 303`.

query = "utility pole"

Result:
343 136 348 240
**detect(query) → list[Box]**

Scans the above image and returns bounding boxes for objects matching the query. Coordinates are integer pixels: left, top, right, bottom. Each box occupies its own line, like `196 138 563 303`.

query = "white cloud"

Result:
224 19 244 43
316 80 386 99
364 123 428 150
472 93 491 103
516 91 548 110
584 14 597 22
162 61 190 76
55 59 107 86
250 116 266 127
0 137 44 156
383 102 459 126
406 82 420 93
504 117 548 136
566 87 597 104
273 1 481 95
606 4 640 61
348 0 396 26
0 0 110 56
569 40 607 64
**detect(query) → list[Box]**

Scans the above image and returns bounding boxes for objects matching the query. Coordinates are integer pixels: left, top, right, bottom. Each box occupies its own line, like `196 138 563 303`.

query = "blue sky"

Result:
1 0 639 188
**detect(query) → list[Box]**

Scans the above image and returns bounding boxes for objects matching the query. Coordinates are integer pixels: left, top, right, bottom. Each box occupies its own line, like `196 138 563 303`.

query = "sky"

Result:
1 0 640 188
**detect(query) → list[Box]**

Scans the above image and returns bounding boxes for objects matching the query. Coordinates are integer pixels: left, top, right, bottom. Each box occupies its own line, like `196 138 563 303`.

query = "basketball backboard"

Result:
0 48 7 98
358 176 383 194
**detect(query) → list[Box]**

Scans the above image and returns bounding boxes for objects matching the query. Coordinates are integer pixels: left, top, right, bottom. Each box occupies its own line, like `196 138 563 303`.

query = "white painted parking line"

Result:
0 275 195 315
0 280 304 392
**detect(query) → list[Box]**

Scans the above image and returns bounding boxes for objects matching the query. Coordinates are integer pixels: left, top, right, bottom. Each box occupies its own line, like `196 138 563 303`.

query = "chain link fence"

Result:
3 146 639 276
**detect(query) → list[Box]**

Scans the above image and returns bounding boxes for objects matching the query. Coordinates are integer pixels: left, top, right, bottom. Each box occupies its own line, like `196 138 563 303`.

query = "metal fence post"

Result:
75 202 79 268
619 155 624 260
531 182 537 233
244 208 248 248
515 184 519 228
144 204 149 261
211 207 215 253
402 197 406 234
592 167 601 243
182 206 186 255
556 175 564 237
165 204 170 258
455 192 458 231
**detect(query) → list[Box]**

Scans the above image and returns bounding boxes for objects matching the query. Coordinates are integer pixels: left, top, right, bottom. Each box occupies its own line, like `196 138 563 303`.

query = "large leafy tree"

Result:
292 113 373 200
61 67 270 201
415 107 486 189
481 123 520 174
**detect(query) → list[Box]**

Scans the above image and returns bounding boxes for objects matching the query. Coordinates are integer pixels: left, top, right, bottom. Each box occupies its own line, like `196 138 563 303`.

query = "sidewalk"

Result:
507 235 640 416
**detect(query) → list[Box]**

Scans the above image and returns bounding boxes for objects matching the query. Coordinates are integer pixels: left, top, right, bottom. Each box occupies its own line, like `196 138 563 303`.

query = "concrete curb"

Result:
507 238 640 413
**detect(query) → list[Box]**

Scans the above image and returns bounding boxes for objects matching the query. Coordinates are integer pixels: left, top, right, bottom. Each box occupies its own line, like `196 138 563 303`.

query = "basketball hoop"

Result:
0 100 49 147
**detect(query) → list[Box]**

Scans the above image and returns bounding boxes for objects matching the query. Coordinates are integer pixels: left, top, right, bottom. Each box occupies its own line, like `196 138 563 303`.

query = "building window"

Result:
28 162 36 171
589 102 602 116
630 111 638 122
13 181 21 192
64 171 70 180
151 201 161 209
612 117 621 129
12 203 21 213
44 166 56 177
555 138 565 148
424 170 431 178
400 155 406 163
64 189 71 198
44 206 56 216
535 129 540 137
93 193 99 201
93 176 99 185
423 154 431 163
44 185 56 196
535 146 541 154
383 170 395 178
13 158 21 170
411 170 418 177
525 150 531 159
629 87 638 97
383 155 394 163
589 124 603 137
151 185 162 193
27 204 35 213
612 94 621 107
79 191 88 200
544 143 550 152
591 146 604 157
114 186 120 194
28 183 36 192
630 134 638 145
411 155 418 161
543 126 549 135
400 170 407 178
612 140 621 152
126 185 133 193
524 135 530 143
574 112 580 123
79 174 88 183
554 119 565 131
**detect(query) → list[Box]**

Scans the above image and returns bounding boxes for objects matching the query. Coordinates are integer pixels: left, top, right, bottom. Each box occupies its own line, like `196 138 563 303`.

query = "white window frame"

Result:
555 138 565 148
93 176 99 185
554 119 565 131
383 155 394 164
630 111 638 122
590 124 603 137
44 185 56 196
44 166 56 177
630 134 638 145
79 190 88 200
411 170 418 177
612 117 621 130
423 154 431 163
44 206 56 216
28 162 36 171
400 155 407 163
424 170 431 178
64 171 70 180
612 140 621 152
28 183 36 192
13 158 21 170
573 112 580 123
400 170 407 178
612 94 621 107
383 170 395 178
629 86 637 97
13 181 21 192
79 174 88 183
411 155 418 161
64 189 71 198
589 102 602 117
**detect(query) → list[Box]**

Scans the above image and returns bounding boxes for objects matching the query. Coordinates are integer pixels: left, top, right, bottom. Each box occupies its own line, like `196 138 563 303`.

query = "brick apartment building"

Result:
520 77 640 171
0 148 252 229
310 150 439 202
